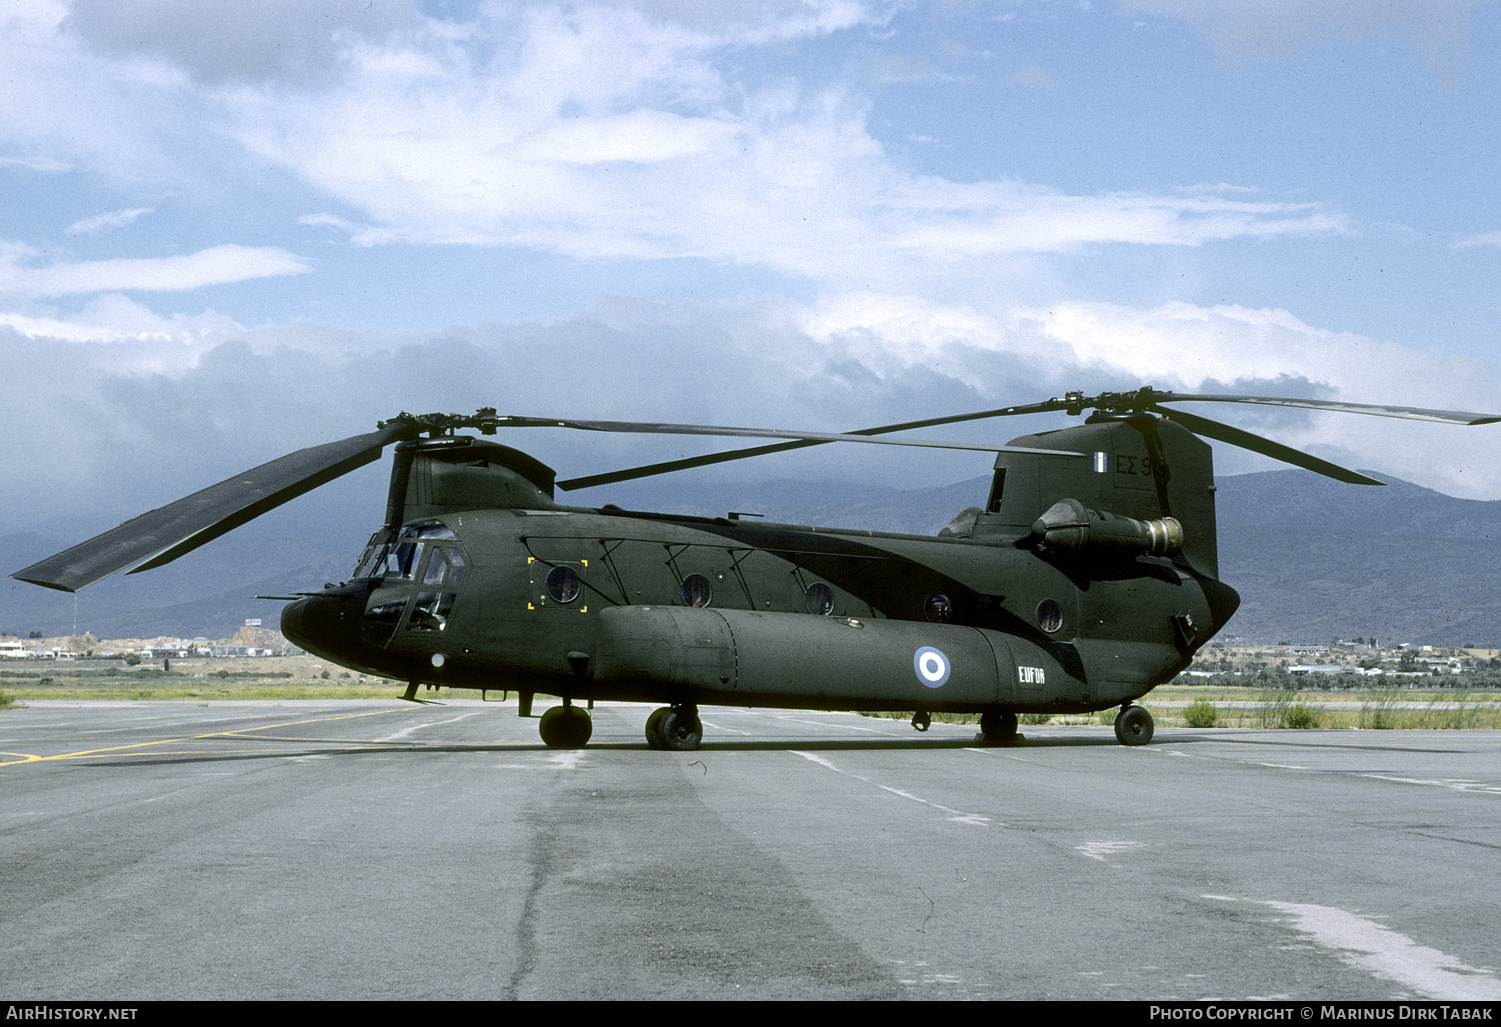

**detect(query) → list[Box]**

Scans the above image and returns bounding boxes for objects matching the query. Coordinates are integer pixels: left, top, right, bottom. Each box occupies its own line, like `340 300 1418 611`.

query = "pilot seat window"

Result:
361 599 408 646
407 591 457 631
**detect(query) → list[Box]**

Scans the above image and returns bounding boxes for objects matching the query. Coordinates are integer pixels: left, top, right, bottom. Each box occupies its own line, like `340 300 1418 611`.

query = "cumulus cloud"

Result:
7 292 1501 547
0 244 311 299
0 154 72 172
214 5 1341 283
0 293 242 351
1453 231 1501 249
0 1 205 182
3 2 1338 284
627 0 898 41
0 0 1347 314
999 299 1501 492
63 0 892 89
788 290 1501 496
64 0 427 86
2 1 1494 535
1123 0 1481 68
65 207 152 235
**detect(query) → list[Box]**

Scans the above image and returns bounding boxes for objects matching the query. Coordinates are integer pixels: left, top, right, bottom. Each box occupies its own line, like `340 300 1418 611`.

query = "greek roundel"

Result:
913 646 951 688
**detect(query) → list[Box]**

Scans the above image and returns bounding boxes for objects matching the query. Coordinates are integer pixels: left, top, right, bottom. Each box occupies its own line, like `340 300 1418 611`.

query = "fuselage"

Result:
281 503 1240 716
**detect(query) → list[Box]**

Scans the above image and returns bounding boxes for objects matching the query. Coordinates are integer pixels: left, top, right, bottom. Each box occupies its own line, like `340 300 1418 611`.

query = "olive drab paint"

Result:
278 415 1239 744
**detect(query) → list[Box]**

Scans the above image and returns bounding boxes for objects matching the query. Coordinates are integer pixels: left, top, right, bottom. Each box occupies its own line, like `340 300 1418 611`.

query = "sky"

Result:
4 0 1501 565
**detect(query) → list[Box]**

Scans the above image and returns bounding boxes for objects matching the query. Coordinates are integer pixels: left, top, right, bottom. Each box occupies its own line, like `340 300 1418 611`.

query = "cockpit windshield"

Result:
353 524 469 647
376 542 422 579
351 521 459 581
399 521 458 541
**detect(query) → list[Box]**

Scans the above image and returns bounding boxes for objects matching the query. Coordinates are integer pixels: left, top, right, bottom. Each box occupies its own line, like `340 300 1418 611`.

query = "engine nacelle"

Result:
1029 498 1183 559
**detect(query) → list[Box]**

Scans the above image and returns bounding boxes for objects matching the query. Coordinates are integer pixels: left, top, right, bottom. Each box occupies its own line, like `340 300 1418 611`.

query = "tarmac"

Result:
3 700 1499 1000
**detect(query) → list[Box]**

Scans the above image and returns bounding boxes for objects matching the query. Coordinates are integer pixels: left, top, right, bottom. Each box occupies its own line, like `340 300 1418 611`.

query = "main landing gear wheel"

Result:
539 704 593 748
1114 705 1154 746
645 706 702 751
978 710 1019 744
644 707 668 748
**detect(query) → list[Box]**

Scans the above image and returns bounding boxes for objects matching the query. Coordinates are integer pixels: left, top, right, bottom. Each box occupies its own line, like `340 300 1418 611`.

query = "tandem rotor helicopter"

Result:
14 388 1499 750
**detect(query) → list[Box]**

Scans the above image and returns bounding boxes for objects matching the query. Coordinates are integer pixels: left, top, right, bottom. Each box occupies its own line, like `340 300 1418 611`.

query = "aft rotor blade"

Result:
1153 406 1385 486
11 423 414 592
1146 393 1501 426
555 403 1071 491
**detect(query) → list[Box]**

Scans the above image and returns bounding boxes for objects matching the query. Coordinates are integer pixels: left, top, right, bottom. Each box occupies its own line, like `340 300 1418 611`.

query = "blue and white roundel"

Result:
913 646 951 688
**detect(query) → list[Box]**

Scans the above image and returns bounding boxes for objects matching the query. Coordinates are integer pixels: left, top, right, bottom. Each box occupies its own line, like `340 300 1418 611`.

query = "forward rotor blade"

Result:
515 416 1072 454
555 403 1071 491
559 439 821 490
1153 406 1384 486
12 423 414 592
1146 393 1501 425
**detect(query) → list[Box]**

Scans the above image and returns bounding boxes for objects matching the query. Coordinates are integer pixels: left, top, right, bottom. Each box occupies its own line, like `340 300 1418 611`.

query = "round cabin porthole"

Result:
546 565 581 604
681 573 713 608
1037 598 1063 633
804 582 834 616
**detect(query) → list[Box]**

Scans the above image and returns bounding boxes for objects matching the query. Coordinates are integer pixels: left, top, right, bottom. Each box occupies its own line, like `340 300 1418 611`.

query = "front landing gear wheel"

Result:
1114 705 1154 746
539 705 592 748
648 707 702 751
978 710 1018 744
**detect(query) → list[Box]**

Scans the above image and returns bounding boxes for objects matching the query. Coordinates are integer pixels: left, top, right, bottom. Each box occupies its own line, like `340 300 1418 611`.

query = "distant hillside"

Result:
5 469 1498 646
1214 470 1501 647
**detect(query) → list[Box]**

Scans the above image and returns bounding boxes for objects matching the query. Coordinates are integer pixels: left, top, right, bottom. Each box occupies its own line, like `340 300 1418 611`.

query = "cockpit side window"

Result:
422 546 466 587
353 544 381 580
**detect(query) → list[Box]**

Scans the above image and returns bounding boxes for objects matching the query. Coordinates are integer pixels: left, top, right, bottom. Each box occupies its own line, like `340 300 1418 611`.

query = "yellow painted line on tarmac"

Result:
0 706 425 767
211 706 424 737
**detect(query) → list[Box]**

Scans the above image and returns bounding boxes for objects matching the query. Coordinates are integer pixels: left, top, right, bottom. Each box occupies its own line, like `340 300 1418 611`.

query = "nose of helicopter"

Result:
281 589 362 659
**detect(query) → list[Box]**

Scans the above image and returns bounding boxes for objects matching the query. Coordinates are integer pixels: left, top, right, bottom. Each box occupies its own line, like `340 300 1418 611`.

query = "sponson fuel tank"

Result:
587 605 1187 712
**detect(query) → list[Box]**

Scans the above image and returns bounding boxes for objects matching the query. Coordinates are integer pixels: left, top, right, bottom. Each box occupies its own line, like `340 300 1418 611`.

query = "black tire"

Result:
1114 705 1154 746
655 708 702 751
539 705 592 748
980 710 1018 743
644 707 669 749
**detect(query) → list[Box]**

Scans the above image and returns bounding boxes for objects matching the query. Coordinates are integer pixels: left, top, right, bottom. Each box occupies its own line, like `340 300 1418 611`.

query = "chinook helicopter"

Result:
14 388 1499 750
